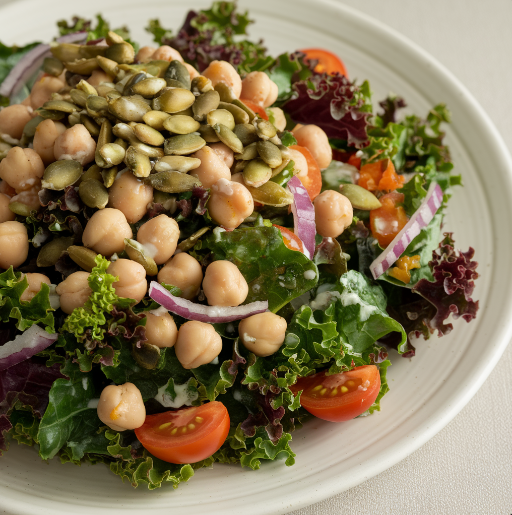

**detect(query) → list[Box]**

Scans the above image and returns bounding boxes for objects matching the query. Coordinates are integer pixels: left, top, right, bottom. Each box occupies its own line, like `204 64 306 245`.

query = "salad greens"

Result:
0 0 479 489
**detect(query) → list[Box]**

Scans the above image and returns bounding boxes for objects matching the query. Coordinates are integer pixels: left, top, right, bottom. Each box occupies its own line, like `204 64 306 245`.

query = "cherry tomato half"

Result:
240 99 269 120
134 401 230 464
370 191 408 248
274 224 305 253
290 366 381 422
288 144 322 201
300 48 349 77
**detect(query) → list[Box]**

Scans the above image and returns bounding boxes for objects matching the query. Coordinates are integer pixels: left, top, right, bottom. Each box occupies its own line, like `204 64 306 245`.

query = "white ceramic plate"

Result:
1 0 512 513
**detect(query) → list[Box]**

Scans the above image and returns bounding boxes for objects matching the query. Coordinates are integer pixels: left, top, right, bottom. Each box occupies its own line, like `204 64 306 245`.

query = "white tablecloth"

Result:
1 1 511 513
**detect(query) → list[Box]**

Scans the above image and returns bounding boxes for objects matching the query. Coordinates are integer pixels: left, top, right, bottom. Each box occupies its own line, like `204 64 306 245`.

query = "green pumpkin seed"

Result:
177 227 210 252
142 110 171 131
42 99 79 114
254 118 277 140
86 95 109 118
154 156 201 173
192 90 220 121
124 238 158 276
131 77 167 98
172 107 194 117
79 178 109 209
22 115 44 138
42 160 83 190
95 120 113 168
218 101 250 124
68 245 98 272
163 115 201 135
35 108 65 121
339 183 382 210
105 90 122 103
232 98 256 121
125 146 152 177
69 88 88 108
95 83 116 98
108 95 151 123
68 112 81 127
99 143 126 167
131 140 164 159
114 138 128 150
112 122 135 142
37 237 74 267
243 158 272 188
198 124 220 143
64 58 99 75
207 109 235 130
257 140 282 168
80 164 103 184
191 75 213 94
76 79 97 97
132 341 160 370
153 191 177 213
8 201 32 217
50 43 106 62
157 88 196 114
123 72 150 96
42 57 64 77
232 160 247 174
102 166 118 188
164 134 206 156
145 170 201 193
213 123 243 154
235 142 258 161
132 124 165 146
164 60 191 90
271 157 292 177
80 114 101 137
106 31 124 46
233 123 259 146
105 42 135 64
214 83 237 103
246 180 293 207
96 55 119 76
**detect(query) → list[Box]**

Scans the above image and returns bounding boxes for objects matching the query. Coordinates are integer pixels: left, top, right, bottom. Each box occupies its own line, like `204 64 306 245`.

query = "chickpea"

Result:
314 189 353 238
240 71 278 108
97 382 146 432
0 147 44 192
202 260 248 307
33 119 66 165
82 208 133 256
208 142 234 168
267 107 286 131
55 271 92 314
30 76 65 110
175 321 222 369
202 60 242 98
144 311 178 348
0 104 33 140
0 193 15 223
136 214 179 265
0 181 15 197
107 259 147 302
190 146 231 188
151 45 184 63
207 178 254 229
292 124 332 169
10 184 41 212
20 273 51 302
0 221 28 269
183 62 199 79
53 124 96 166
157 253 203 300
135 45 157 63
288 148 309 177
87 69 114 87
238 312 287 357
108 171 153 224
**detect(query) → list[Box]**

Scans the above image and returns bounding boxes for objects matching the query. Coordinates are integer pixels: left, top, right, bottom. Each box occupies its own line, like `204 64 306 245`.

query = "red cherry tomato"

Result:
370 191 408 248
273 224 305 253
240 99 269 120
289 366 381 422
288 144 322 201
134 401 230 464
300 48 349 77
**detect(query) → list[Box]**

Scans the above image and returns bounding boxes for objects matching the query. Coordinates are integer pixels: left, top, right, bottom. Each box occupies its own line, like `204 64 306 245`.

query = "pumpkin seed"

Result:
68 245 98 272
64 58 99 75
105 90 122 103
163 115 200 135
172 107 194 117
339 183 382 210
76 79 97 97
243 158 272 188
69 88 88 108
131 77 166 98
233 123 259 146
35 108 65 121
235 142 258 161
106 31 124 46
154 156 201 173
22 115 44 138
207 109 235 130
254 118 277 140
157 88 196 114
213 123 243 153
153 191 177 213
86 95 109 118
164 134 206 155
144 171 201 193
123 72 150 96
142 110 171 130
177 227 210 252
192 90 220 121
131 140 164 159
112 122 135 142
257 140 282 168
278 144 292 161
232 98 256 121
8 201 32 217
271 157 291 177
80 114 101 137
37 237 74 267
79 178 109 209
218 101 250 124
214 82 237 103
42 57 64 77
50 43 106 62
198 124 220 143
114 138 128 150
247 181 293 207
132 341 160 370
108 95 151 122
232 160 247 174
164 60 191 90
105 42 135 64
95 120 113 168
124 238 158 276
80 164 103 184
99 143 126 167
95 83 116 98
132 124 165 146
42 99 79 114
101 166 118 188
96 55 119 76
42 160 83 190
191 75 213 94
125 146 152 177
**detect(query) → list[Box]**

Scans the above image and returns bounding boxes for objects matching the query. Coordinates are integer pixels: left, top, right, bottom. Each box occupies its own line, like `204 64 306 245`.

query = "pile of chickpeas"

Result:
0 33 354 432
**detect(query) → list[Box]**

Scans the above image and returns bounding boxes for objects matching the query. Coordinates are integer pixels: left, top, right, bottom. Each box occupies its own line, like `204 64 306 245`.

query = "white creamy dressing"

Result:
32 231 47 248
49 284 60 310
148 305 168 316
213 226 226 241
154 379 198 408
87 398 99 409
303 269 316 280
243 333 256 343
214 178 233 196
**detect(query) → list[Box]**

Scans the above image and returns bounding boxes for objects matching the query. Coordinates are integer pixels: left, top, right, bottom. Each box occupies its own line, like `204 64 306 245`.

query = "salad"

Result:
0 2 479 490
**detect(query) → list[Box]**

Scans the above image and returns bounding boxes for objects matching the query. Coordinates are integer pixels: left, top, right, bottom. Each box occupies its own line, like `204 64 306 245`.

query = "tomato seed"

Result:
341 386 348 393
159 422 172 430
181 427 187 434
195 416 203 423
312 385 323 392
188 423 195 430
330 388 338 396
320 388 327 396
347 381 355 387
171 428 178 435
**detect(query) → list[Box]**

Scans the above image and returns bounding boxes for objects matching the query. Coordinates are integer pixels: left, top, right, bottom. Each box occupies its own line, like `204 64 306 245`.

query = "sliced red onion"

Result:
149 282 268 323
370 182 444 279
287 176 316 259
0 32 87 99
0 325 58 371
